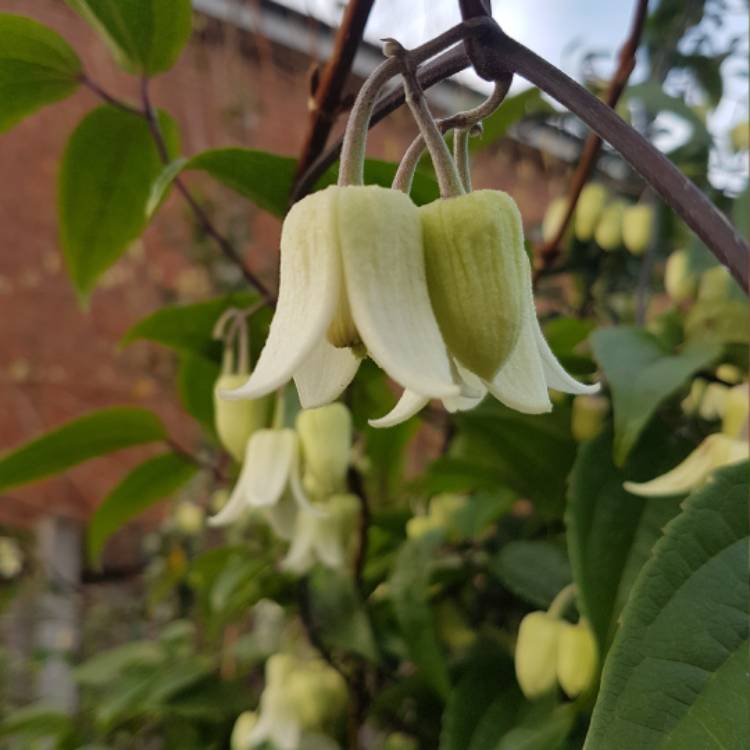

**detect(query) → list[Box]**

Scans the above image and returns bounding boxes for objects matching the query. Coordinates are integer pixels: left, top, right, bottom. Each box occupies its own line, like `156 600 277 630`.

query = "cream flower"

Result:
208 428 315 535
222 184 459 410
371 192 599 428
626 383 748 497
281 494 360 574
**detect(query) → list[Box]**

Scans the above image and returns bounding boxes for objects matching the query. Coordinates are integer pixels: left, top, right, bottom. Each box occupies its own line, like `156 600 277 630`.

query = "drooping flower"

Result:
514 610 563 699
371 191 599 427
296 403 352 499
281 494 360 574
221 184 460 410
208 428 315 536
556 618 598 698
626 383 748 497
246 653 346 750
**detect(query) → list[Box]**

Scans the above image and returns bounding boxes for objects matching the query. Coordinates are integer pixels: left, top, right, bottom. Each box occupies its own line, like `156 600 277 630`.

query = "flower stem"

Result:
548 583 577 619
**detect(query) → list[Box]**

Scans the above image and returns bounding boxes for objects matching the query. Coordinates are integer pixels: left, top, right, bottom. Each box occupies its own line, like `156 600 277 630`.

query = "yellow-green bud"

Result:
405 514 444 540
420 191 526 380
542 196 570 244
594 201 625 251
556 619 598 698
623 204 655 255
681 378 707 416
571 394 609 442
382 733 418 750
664 250 697 303
730 121 749 152
429 493 468 525
698 266 732 302
574 184 608 241
716 364 743 385
214 374 271 463
173 502 204 535
0 537 23 579
296 403 352 498
515 611 563 699
230 711 259 750
286 659 348 730
699 382 729 421
721 384 749 439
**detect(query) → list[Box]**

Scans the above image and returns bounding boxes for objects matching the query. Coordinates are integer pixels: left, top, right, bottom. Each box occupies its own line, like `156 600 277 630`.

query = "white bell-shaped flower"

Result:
371 192 599 428
222 184 459 410
208 428 315 533
281 494 360 574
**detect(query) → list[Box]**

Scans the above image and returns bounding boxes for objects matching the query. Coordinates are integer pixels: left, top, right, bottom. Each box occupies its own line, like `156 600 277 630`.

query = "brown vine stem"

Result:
534 0 650 277
294 0 376 185
138 77 276 305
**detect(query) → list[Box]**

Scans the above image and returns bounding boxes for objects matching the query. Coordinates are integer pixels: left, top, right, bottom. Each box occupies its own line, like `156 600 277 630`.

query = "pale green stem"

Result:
392 79 509 194
337 22 477 187
271 389 286 430
547 583 577 619
454 127 473 192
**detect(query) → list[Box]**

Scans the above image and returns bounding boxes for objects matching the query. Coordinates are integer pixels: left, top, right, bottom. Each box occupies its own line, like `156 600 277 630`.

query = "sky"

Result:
277 0 748 189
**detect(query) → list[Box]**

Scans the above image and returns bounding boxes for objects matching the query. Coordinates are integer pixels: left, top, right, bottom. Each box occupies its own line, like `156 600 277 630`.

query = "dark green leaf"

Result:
0 407 166 492
67 0 192 75
59 105 179 299
0 13 82 131
390 536 450 699
148 149 439 219
591 326 719 465
585 462 749 750
308 567 378 662
177 353 220 434
87 452 198 564
0 704 74 743
566 422 692 650
121 292 261 360
490 541 572 609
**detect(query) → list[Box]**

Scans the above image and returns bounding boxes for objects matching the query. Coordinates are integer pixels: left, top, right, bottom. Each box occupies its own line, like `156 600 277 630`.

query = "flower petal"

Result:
338 186 459 400
244 429 297 508
445 362 487 412
486 306 552 414
262 490 298 540
293 337 361 409
369 390 430 428
534 321 600 395
207 462 253 527
624 434 748 497
223 188 341 400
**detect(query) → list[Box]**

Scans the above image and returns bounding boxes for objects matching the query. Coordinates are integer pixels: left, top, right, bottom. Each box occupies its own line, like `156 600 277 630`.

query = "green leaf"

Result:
0 704 74 743
122 292 262 361
177 353 220 434
591 326 719 465
67 0 192 75
684 298 749 345
87 452 197 564
148 149 439 219
497 705 576 750
442 400 576 515
390 536 450 699
490 541 571 609
75 641 163 686
0 407 166 492
584 462 749 750
59 105 179 299
566 422 693 650
308 567 378 662
439 647 518 750
0 13 82 131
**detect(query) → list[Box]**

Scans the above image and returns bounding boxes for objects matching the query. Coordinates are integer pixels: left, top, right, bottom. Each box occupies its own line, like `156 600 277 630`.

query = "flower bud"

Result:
286 658 348 730
721 384 749 439
514 611 562 699
623 204 655 255
571 394 609 442
664 250 697 303
0 537 22 579
382 733 418 750
405 514 444 540
681 378 707 416
296 403 352 499
574 184 608 241
231 711 259 750
542 196 569 244
594 201 625 251
214 373 272 463
556 619 598 698
716 364 743 385
173 502 204 536
699 382 728 421
698 266 732 302
420 191 526 380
